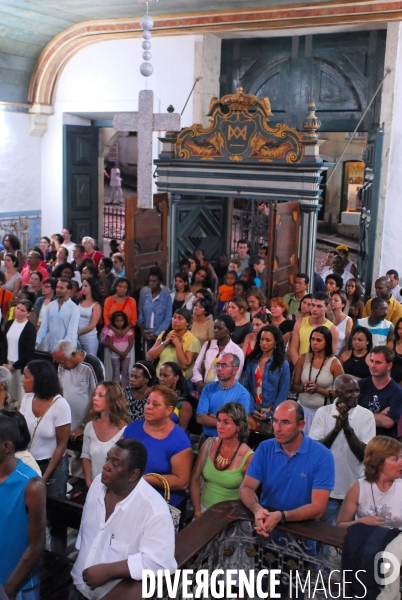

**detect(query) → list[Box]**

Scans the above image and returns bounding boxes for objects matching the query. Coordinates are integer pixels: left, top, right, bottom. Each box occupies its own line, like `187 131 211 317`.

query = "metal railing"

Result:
103 205 125 240
104 501 346 600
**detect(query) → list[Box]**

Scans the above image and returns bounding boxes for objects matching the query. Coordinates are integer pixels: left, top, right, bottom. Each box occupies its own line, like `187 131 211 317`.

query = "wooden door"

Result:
266 201 301 298
63 125 99 240
125 193 168 295
221 30 385 132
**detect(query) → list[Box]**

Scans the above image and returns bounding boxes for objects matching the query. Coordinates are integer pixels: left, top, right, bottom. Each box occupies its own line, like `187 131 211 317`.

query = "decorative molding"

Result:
28 1 401 108
28 103 54 136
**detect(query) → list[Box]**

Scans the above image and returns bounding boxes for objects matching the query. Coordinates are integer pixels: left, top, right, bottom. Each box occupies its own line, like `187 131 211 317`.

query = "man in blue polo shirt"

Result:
196 353 251 439
239 400 334 536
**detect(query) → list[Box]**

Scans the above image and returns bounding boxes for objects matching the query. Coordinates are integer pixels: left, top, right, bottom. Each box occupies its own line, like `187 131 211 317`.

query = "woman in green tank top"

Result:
190 402 253 516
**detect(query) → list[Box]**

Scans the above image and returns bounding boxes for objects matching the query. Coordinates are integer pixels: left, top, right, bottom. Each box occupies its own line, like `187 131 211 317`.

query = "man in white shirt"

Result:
61 227 75 262
309 374 376 525
386 269 402 302
36 278 80 352
70 439 176 600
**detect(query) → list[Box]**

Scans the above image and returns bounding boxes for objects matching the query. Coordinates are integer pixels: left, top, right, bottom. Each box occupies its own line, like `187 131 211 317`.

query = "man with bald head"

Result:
239 400 334 537
362 276 402 326
309 375 376 524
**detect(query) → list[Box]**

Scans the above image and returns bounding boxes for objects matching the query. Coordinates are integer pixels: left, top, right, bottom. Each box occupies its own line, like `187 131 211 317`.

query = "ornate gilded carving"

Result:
175 87 303 164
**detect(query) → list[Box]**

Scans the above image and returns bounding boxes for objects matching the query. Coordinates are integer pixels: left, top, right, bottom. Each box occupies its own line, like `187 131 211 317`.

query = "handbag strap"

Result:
200 340 213 379
28 394 61 451
147 472 170 503
200 436 215 471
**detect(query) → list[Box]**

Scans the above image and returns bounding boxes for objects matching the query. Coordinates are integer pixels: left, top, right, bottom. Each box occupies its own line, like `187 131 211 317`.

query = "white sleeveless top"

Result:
81 421 127 480
299 354 336 410
335 315 352 356
357 478 402 529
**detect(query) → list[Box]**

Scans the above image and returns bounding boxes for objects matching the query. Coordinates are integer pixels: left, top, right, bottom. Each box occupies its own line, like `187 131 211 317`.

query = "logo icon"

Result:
228 125 247 141
374 551 400 586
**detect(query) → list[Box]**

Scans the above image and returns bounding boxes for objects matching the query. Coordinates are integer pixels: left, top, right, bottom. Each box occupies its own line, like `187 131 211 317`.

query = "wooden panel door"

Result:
63 125 99 240
221 31 385 132
266 201 300 298
125 193 168 295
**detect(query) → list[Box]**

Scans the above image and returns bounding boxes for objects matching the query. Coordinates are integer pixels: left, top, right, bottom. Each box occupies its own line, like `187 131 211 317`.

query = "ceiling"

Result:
0 0 393 105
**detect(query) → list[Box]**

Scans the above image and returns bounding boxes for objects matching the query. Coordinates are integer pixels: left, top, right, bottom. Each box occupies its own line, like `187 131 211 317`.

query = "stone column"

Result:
299 203 320 290
193 35 221 127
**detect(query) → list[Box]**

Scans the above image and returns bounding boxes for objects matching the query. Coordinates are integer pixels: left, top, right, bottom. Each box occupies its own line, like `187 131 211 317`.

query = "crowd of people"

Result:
1 232 402 600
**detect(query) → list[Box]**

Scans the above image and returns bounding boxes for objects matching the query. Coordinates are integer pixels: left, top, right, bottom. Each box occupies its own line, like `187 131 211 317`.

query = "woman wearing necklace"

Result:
159 361 194 430
388 317 402 385
227 297 254 345
123 386 192 516
190 402 253 517
337 436 402 531
339 326 372 380
244 325 290 432
330 290 353 356
170 272 195 314
293 326 343 434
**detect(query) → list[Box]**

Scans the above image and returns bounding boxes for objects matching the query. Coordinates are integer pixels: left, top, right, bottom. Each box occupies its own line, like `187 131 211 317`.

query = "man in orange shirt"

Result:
20 251 49 286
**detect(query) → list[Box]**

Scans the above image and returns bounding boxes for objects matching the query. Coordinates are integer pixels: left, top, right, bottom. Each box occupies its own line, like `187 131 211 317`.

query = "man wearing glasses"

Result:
239 400 334 536
196 353 251 442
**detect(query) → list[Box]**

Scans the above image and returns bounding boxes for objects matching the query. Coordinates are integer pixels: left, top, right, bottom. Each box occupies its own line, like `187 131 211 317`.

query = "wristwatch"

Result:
344 427 354 437
279 510 287 524
160 341 165 347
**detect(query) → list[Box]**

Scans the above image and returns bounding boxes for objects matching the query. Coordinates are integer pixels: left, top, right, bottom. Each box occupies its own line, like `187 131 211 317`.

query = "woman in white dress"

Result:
81 381 131 486
78 277 102 356
330 290 353 356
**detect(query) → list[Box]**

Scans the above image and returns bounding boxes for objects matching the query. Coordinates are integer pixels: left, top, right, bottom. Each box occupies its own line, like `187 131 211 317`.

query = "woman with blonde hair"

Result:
81 381 131 486
337 436 402 529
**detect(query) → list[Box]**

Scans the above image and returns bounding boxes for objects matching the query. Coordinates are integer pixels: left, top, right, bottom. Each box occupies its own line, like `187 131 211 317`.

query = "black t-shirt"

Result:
279 320 295 336
231 322 253 345
358 377 402 437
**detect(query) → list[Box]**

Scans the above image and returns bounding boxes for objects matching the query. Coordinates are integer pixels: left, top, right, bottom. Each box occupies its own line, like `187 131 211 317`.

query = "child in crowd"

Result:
218 270 238 310
106 311 134 388
228 258 241 274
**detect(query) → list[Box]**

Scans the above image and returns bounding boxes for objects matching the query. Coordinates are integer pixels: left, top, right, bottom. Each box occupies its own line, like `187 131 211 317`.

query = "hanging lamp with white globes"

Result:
139 2 156 78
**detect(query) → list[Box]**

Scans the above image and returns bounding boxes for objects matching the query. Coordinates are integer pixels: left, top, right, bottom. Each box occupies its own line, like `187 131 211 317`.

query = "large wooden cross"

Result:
113 89 180 208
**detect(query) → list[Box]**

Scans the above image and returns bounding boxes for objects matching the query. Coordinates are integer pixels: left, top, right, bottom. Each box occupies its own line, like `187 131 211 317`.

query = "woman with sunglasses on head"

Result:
244 325 290 431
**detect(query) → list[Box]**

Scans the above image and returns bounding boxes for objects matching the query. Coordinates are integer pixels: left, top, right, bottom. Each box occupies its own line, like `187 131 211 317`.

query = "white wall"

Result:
378 23 402 277
0 110 41 214
41 35 201 235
